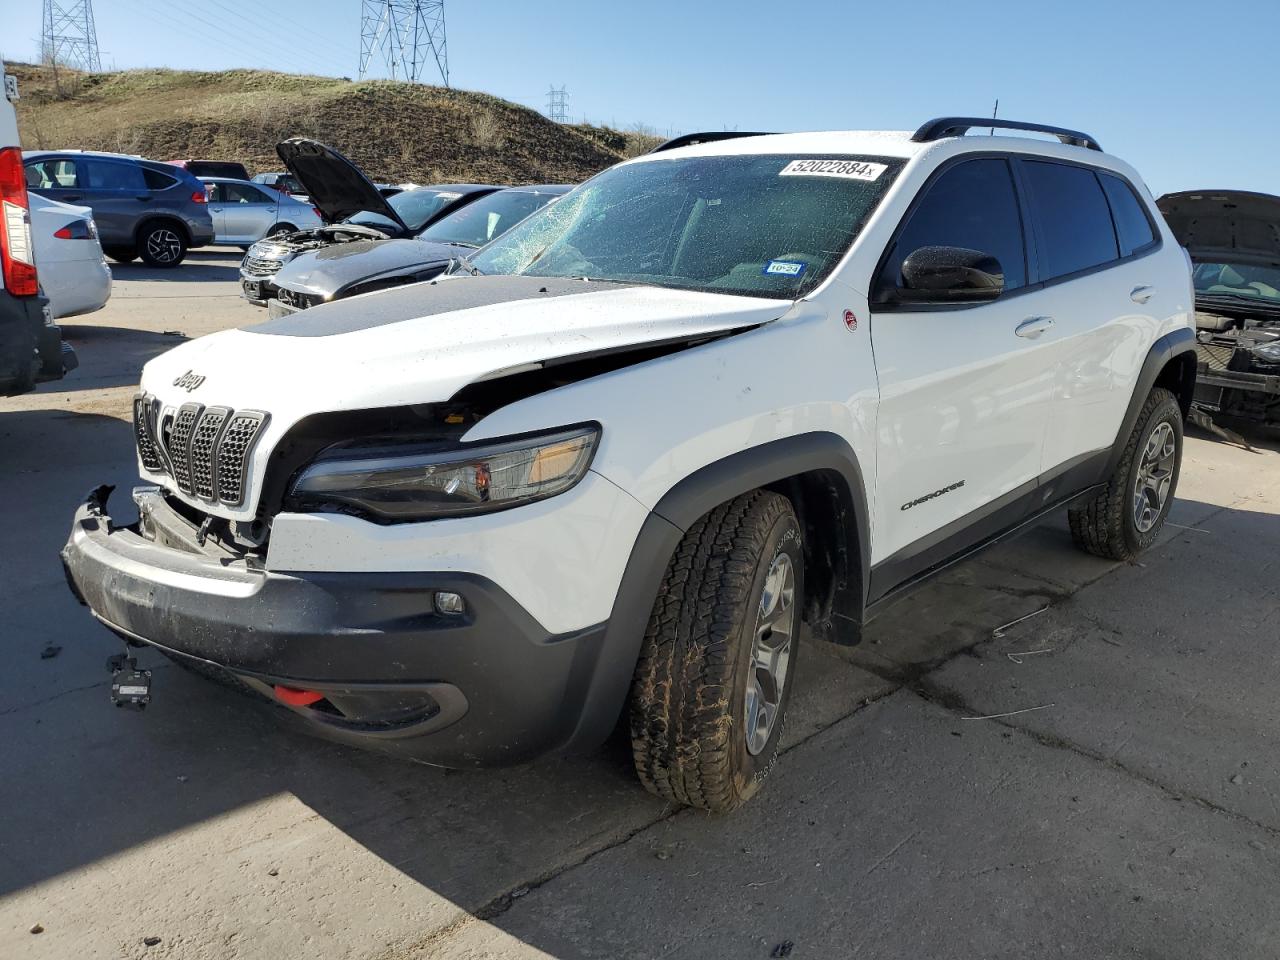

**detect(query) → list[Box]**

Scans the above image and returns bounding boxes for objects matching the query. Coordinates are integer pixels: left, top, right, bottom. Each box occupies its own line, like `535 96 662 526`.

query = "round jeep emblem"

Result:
843 309 858 332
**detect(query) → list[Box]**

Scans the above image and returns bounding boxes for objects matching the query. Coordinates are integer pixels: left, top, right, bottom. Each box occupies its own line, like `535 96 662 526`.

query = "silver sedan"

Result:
201 177 322 247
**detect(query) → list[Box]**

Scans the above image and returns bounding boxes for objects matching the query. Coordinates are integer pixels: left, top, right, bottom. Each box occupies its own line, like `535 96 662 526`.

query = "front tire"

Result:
1069 387 1183 560
629 490 803 813
138 223 188 267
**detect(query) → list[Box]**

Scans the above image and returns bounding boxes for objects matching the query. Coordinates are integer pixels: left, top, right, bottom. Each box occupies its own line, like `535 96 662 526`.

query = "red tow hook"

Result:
273 685 325 707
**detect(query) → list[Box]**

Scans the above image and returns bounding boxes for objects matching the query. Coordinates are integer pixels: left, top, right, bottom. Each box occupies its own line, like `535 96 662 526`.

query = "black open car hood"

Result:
276 138 409 233
1157 190 1280 268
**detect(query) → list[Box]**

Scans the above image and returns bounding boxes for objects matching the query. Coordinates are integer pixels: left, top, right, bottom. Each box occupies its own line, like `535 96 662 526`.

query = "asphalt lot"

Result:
2 251 1278 959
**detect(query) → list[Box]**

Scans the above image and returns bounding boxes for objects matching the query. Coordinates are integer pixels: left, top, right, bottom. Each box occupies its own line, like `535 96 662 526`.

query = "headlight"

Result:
1251 340 1280 364
288 424 600 522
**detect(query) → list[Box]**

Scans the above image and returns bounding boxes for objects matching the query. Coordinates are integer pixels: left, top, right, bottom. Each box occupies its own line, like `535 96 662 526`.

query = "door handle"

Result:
1130 285 1155 304
1015 316 1055 339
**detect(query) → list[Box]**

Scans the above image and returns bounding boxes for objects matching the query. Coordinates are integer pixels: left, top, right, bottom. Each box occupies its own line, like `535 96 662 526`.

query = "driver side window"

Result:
881 158 1027 297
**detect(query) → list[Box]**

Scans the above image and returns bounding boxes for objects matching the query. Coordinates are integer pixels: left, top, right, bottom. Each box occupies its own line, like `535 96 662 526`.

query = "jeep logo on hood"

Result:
173 370 206 393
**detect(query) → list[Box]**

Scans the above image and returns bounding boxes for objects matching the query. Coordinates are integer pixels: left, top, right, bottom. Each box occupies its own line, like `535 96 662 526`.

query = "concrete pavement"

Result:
1 254 1277 959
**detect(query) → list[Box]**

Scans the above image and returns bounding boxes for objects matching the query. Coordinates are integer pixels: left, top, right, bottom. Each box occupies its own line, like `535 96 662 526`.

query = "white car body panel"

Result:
129 128 1194 636
30 196 112 319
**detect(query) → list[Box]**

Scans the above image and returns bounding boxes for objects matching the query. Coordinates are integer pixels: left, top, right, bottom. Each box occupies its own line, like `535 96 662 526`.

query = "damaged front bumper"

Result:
60 486 609 767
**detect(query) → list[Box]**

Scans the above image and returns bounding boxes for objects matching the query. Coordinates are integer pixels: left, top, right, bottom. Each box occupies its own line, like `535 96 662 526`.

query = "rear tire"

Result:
104 247 137 264
1068 387 1183 560
629 490 803 813
138 223 188 267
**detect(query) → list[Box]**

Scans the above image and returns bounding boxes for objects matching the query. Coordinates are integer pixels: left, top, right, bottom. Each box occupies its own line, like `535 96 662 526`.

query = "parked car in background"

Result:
1 59 76 396
1159 190 1280 426
202 177 322 247
269 184 570 316
252 171 306 198
167 159 250 180
239 138 496 303
29 195 111 319
24 150 213 267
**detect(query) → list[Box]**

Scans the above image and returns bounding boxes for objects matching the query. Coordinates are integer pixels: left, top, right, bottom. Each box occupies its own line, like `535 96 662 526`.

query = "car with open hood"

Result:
238 138 497 303
1158 190 1280 425
267 184 571 316
63 119 1196 811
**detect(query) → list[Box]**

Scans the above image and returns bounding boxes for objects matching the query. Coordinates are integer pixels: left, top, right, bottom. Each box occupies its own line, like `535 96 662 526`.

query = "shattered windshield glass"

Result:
470 154 902 298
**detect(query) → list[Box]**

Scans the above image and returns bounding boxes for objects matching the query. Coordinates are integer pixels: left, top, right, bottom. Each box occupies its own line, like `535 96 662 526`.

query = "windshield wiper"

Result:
1198 292 1280 311
447 254 484 276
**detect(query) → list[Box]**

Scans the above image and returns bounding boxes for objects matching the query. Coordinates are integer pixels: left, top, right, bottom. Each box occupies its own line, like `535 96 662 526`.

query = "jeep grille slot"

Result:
133 396 163 472
190 406 230 501
166 402 202 494
215 412 266 507
135 398 268 510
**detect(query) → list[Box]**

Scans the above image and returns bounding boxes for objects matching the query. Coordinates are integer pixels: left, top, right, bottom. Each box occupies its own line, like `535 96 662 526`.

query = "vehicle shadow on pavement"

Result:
3 406 1278 957
106 249 242 284
37 325 190 393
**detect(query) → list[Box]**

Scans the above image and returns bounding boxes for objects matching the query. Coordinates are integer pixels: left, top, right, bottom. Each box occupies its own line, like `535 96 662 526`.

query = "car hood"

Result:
1157 190 1280 267
139 276 792 519
276 137 408 232
273 238 463 297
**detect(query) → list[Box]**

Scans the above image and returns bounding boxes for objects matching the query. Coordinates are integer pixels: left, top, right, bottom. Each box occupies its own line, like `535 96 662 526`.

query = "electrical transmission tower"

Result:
358 1 449 87
546 85 569 124
41 0 102 72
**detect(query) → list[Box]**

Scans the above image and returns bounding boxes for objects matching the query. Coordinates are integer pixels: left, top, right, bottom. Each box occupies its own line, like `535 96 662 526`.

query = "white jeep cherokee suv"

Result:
63 118 1196 811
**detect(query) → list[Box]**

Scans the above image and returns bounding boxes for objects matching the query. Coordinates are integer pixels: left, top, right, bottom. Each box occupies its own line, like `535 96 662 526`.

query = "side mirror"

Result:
894 245 1004 304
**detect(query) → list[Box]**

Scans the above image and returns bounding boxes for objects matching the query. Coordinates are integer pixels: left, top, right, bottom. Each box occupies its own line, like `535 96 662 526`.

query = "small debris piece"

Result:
143 936 162 947
176 775 188 783
992 605 1049 638
961 703 1055 721
40 644 61 660
771 941 794 958
510 886 529 899
267 868 279 877
654 849 671 860
30 924 43 935
1249 840 1265 851
161 330 185 337
1230 774 1244 785
1006 648 1053 664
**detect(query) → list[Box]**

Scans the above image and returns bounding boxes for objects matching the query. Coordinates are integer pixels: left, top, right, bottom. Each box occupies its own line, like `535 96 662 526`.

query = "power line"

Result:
358 1 448 86
42 0 101 72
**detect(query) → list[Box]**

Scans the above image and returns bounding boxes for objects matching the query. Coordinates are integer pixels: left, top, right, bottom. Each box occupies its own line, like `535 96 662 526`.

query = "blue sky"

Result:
3 0 1274 196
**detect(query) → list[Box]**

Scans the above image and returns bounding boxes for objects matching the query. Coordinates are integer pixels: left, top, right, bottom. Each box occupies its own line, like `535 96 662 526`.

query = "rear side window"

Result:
223 182 272 204
143 167 178 190
1099 173 1156 257
26 158 79 189
85 159 146 191
883 157 1027 292
1020 161 1118 281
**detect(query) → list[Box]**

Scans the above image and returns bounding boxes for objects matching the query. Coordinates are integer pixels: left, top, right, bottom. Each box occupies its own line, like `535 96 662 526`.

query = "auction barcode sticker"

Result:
779 159 887 181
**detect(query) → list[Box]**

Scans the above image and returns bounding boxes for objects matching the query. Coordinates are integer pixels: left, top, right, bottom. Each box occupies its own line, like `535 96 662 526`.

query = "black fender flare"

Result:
561 432 871 754
1104 326 1196 477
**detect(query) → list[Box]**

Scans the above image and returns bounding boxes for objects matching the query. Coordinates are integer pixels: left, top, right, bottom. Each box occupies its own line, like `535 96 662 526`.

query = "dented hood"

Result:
139 276 790 517
1157 190 1280 267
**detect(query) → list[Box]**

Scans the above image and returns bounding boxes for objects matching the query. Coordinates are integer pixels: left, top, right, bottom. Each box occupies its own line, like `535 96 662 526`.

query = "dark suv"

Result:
24 151 214 267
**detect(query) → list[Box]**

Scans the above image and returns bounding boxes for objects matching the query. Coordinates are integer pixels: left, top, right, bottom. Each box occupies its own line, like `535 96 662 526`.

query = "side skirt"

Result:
865 448 1109 620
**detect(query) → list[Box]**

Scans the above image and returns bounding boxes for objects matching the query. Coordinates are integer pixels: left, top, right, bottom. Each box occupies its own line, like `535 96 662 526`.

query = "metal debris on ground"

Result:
143 936 162 947
771 940 795 958
1006 648 1054 664
1165 522 1211 535
40 644 61 659
1188 404 1253 450
961 703 1055 721
992 605 1049 638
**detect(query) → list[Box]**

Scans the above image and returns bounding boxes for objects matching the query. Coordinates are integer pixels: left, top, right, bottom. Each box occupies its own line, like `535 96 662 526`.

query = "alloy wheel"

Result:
1133 420 1176 533
744 551 797 756
146 228 182 264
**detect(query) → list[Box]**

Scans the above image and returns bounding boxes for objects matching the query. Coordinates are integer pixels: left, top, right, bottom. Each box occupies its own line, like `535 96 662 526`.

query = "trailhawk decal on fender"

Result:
779 159 887 181
901 480 965 511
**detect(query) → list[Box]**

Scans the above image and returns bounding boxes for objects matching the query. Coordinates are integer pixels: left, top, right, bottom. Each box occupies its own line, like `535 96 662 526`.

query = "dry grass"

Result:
10 63 632 185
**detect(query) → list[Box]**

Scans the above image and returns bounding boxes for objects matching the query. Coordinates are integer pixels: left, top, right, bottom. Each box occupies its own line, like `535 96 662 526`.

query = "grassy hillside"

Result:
10 63 661 185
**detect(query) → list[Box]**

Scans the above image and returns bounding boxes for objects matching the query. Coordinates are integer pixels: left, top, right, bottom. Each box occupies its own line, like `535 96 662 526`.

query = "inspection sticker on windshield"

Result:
779 159 887 181
763 259 806 277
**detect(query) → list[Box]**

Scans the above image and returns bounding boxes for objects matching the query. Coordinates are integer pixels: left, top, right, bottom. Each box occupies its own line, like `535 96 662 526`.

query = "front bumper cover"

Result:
61 486 610 766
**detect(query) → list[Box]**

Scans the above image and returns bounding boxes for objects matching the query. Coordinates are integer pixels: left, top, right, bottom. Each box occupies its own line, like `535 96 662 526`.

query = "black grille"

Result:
135 398 268 509
166 403 201 493
189 406 229 501
133 396 163 472
215 412 267 507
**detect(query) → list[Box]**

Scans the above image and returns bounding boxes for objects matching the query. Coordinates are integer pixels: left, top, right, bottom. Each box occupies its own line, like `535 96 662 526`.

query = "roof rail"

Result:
911 117 1102 152
650 131 773 154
